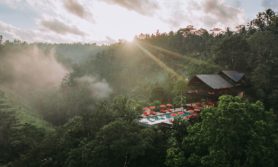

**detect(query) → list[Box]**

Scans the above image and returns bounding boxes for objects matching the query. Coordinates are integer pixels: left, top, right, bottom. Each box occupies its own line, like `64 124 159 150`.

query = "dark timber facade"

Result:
187 71 245 102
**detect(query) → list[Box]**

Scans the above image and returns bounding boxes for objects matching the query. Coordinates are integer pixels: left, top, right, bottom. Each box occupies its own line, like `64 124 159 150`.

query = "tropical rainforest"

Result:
0 9 278 167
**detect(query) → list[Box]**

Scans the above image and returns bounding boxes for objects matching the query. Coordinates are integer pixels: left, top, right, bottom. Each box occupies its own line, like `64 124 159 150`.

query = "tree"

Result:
150 86 168 102
214 35 250 71
247 30 278 110
250 9 277 31
0 91 46 165
112 96 141 122
173 94 186 108
179 96 278 167
0 92 19 164
77 121 147 167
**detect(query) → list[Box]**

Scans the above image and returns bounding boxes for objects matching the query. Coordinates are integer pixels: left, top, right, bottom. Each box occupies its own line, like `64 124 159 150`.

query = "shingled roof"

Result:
195 74 233 89
221 70 244 82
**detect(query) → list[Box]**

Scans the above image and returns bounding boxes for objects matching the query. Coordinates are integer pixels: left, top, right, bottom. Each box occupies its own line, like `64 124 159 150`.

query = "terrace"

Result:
138 101 215 126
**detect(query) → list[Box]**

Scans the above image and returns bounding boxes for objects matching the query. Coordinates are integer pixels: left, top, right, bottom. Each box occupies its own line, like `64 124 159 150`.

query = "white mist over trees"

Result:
0 45 112 100
0 47 68 94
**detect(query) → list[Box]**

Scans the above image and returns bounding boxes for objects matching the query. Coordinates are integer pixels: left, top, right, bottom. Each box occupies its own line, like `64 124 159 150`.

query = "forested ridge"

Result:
0 9 278 167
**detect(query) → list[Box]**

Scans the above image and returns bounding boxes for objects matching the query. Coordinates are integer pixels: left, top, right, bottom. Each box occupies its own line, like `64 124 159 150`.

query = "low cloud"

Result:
202 0 242 25
102 0 159 16
1 21 53 43
0 46 68 97
40 19 86 36
64 0 93 21
75 76 113 99
164 1 192 28
0 20 99 43
165 0 244 28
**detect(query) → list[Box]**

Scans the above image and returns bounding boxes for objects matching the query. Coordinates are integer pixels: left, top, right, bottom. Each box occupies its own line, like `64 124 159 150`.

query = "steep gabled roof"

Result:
221 70 245 82
195 74 233 89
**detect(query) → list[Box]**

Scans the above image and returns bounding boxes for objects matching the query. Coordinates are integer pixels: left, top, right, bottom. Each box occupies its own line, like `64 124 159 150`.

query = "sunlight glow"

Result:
143 43 221 68
135 42 183 79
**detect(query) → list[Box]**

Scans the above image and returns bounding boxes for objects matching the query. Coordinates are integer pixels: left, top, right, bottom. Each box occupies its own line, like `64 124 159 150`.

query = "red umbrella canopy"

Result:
149 106 156 109
143 107 149 110
150 111 157 115
143 111 149 116
178 112 184 115
171 113 177 117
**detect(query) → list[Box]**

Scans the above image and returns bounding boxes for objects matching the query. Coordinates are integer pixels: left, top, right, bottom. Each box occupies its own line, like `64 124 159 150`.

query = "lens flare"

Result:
142 42 220 68
135 42 183 79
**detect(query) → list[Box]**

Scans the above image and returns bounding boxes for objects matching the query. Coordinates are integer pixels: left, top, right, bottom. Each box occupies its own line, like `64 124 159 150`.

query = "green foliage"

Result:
172 79 187 96
214 35 250 71
165 147 185 167
180 96 278 167
112 96 141 122
0 91 47 165
82 121 146 167
247 31 278 110
173 94 187 107
12 95 169 167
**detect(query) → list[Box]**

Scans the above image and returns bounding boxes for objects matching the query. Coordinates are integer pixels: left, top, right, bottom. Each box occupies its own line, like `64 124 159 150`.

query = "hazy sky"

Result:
0 0 277 44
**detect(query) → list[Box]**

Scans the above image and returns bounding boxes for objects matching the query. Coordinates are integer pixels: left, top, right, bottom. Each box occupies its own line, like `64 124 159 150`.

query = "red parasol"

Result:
171 113 177 117
160 104 166 108
178 112 184 115
149 106 156 110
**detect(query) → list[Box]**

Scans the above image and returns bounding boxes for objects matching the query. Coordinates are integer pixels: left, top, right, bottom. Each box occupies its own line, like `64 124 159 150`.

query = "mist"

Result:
0 46 113 102
0 46 68 97
75 75 113 99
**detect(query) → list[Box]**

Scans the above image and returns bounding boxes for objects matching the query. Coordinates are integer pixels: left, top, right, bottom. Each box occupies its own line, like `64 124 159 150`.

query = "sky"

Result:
0 0 277 44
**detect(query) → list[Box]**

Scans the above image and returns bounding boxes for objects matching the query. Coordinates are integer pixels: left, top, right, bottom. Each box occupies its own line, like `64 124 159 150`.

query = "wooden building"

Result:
187 71 245 102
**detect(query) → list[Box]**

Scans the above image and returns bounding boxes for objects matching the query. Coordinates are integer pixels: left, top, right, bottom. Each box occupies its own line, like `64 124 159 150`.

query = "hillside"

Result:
0 90 53 131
